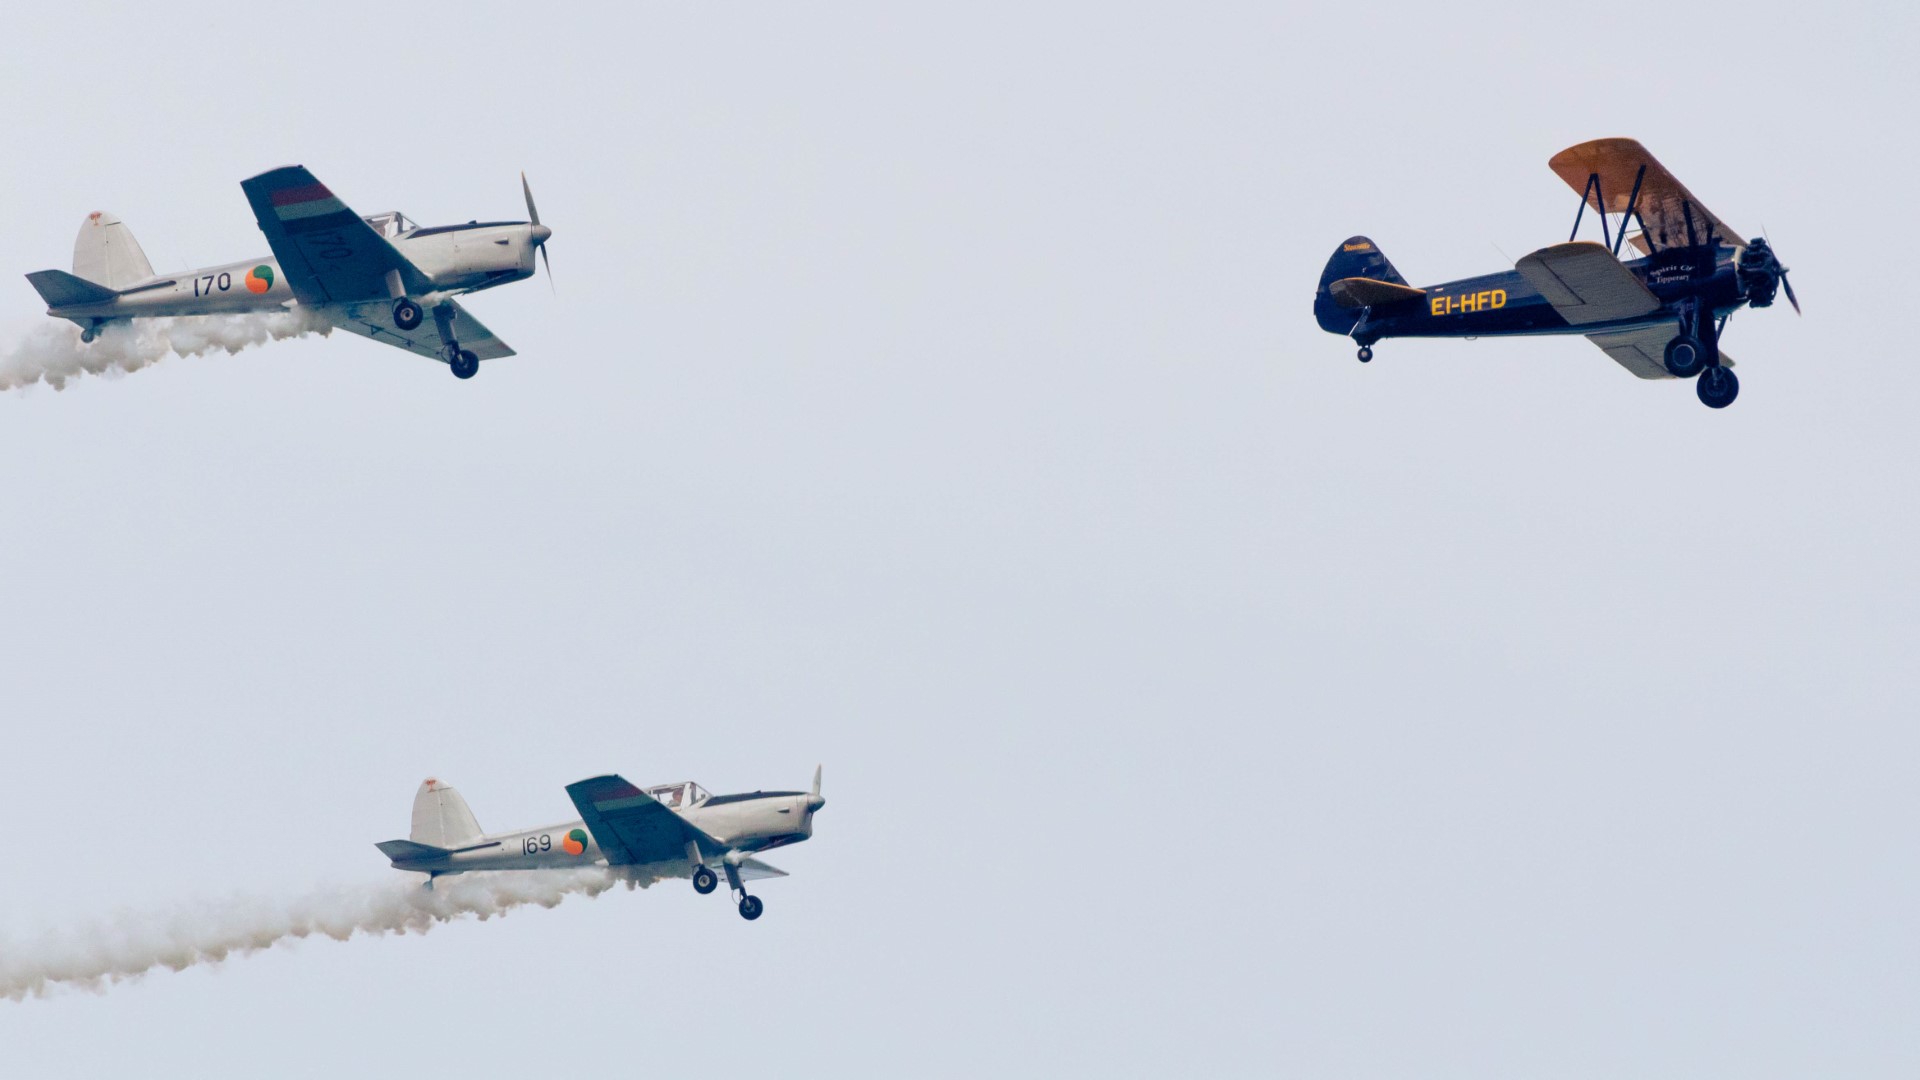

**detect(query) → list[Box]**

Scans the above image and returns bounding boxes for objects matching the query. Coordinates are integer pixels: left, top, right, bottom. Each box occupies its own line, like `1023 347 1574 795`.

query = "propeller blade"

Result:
521 171 540 228
539 243 554 293
811 764 822 798
1781 271 1800 315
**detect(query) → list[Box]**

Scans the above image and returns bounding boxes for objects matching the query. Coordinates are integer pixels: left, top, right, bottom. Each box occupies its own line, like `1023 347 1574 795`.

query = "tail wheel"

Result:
393 299 423 331
450 349 480 380
692 866 718 894
1663 335 1706 379
1697 365 1739 409
1356 345 1373 363
738 895 764 921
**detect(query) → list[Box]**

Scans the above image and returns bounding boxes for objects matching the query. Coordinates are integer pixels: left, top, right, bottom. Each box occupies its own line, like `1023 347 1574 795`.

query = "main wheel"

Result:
393 299 423 331
738 895 764 921
80 328 96 343
1356 345 1373 363
692 866 718 894
450 349 479 380
1663 335 1706 379
1696 365 1739 409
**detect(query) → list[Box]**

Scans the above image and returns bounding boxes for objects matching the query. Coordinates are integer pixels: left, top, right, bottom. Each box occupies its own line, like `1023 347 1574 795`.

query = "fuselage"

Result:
427 789 820 875
1356 243 1746 344
42 218 545 321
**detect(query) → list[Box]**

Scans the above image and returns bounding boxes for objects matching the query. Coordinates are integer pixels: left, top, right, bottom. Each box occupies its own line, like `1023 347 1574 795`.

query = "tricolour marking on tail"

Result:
410 778 484 849
72 212 154 290
1314 236 1410 335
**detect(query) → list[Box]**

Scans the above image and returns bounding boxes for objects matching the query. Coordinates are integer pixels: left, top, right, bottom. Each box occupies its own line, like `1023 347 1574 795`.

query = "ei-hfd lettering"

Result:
1430 289 1506 317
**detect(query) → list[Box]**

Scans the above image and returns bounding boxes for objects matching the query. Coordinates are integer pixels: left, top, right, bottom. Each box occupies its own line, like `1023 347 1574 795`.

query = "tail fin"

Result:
1314 236 1409 335
73 212 154 289
410 778 483 848
26 269 118 309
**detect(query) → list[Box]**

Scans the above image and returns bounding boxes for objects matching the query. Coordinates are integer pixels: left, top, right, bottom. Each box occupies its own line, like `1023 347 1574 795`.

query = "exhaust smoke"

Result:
0 308 333 392
1 867 661 1001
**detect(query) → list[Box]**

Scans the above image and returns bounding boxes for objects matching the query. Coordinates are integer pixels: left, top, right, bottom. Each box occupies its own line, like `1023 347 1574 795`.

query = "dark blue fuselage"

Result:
1342 244 1745 347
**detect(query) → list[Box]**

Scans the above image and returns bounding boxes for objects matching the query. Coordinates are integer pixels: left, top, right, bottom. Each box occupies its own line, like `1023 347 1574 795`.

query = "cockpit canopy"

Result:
645 781 709 809
362 211 417 239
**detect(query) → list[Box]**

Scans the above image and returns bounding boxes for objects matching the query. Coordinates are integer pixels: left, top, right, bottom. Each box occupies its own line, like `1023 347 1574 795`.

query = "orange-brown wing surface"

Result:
1549 138 1742 255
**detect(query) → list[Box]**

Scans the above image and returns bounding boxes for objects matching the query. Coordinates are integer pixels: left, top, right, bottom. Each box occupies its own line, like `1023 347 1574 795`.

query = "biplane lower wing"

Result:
1515 242 1661 326
322 299 515 364
1585 324 1734 380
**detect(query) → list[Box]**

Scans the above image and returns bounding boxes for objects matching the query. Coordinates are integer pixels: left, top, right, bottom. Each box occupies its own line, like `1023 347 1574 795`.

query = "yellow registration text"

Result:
1430 289 1506 316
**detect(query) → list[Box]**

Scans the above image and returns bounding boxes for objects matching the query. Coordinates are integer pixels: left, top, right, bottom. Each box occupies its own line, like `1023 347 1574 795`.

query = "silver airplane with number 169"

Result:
376 768 826 921
26 165 552 380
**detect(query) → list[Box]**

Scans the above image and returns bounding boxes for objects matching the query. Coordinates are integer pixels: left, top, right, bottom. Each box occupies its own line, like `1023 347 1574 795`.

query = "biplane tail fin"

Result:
1314 236 1409 334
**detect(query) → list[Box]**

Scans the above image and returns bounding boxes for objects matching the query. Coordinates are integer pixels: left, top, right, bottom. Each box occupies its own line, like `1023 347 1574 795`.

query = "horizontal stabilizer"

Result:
376 838 451 867
1328 276 1426 309
26 269 118 310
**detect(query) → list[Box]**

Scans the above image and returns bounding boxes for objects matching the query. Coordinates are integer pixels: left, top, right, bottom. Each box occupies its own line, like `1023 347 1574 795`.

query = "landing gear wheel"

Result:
393 299 423 331
737 894 764 921
692 866 718 895
1696 365 1739 409
80 328 96 343
450 349 479 380
1356 345 1373 363
1663 335 1707 379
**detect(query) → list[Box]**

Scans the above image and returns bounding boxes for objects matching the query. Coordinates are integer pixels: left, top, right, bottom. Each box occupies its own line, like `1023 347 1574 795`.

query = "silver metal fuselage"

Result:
430 791 819 875
45 221 545 320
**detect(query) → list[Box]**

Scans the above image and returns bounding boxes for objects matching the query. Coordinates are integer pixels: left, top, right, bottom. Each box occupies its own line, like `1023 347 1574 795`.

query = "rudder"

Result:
72 212 154 289
410 778 483 848
1314 236 1408 335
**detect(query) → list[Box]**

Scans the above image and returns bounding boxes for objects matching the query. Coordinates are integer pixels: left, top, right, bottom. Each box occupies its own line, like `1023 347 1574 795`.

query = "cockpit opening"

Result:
645 781 710 809
362 211 417 239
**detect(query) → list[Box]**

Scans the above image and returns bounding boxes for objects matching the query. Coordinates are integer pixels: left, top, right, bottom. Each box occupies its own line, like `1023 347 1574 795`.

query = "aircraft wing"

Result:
1549 138 1742 255
240 166 435 305
1585 324 1734 381
322 298 515 364
1515 242 1662 327
566 774 720 866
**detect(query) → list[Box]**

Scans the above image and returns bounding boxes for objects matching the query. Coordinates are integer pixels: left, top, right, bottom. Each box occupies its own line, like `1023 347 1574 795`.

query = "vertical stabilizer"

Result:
72 212 154 289
410 778 484 848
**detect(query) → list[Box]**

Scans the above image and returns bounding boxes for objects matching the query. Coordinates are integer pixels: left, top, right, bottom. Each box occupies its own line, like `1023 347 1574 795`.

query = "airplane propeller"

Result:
1738 234 1799 315
522 171 553 292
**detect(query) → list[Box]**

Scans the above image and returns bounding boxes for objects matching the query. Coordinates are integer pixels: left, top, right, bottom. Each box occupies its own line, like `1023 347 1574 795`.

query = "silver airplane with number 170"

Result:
26 165 552 380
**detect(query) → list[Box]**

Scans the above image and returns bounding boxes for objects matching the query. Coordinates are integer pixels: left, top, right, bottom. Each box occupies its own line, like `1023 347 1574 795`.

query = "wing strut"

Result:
1612 165 1647 257
1568 173 1610 252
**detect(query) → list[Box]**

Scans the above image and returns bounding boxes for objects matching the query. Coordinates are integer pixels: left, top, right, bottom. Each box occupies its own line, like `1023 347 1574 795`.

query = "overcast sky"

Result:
2 2 1917 1076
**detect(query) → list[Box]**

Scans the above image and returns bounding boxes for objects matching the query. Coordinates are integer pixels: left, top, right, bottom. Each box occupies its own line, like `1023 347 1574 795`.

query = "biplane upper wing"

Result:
240 166 436 305
322 298 514 364
1515 241 1662 326
1584 324 1735 381
1548 138 1742 255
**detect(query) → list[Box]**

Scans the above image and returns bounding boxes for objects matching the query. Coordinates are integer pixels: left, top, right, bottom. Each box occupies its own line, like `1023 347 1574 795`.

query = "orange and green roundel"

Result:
562 829 588 856
244 265 274 294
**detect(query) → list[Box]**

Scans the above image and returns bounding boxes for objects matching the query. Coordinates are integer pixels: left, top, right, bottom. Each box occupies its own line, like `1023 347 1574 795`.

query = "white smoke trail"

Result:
0 866 663 1001
0 308 333 392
